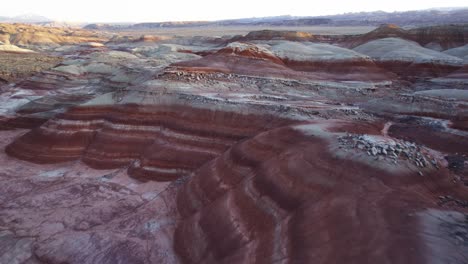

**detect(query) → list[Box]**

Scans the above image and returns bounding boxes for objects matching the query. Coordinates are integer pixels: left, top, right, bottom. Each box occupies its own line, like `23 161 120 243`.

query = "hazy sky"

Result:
2 0 467 22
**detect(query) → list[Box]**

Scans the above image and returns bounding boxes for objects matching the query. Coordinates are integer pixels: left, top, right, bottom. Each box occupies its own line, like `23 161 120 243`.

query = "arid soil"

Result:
0 52 62 83
0 23 467 264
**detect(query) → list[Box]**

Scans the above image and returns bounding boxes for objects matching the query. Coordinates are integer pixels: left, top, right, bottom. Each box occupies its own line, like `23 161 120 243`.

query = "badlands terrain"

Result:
0 21 467 264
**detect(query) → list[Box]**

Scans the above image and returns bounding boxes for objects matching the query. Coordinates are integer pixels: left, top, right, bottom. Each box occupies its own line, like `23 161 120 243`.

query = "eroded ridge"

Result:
6 103 294 181
175 121 468 264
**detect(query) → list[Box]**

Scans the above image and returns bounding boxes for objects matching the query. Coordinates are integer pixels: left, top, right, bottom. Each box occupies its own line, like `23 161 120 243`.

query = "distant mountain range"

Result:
0 14 86 27
84 7 468 30
1 7 468 29
319 8 468 26
0 13 51 23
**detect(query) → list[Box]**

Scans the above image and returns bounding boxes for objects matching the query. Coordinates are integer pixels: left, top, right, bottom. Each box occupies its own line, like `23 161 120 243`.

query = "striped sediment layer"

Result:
175 122 468 263
6 102 294 181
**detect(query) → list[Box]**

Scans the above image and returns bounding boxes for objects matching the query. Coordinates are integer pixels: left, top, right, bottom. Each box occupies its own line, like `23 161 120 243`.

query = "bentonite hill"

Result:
0 14 468 264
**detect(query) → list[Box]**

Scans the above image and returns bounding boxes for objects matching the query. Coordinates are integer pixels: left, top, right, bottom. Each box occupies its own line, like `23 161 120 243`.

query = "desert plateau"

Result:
0 4 468 264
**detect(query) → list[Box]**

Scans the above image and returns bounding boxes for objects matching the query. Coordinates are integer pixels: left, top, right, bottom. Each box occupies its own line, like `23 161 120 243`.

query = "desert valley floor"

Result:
0 22 467 263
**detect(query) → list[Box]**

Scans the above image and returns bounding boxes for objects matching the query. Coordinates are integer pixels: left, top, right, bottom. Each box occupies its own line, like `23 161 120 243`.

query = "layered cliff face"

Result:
6 96 294 181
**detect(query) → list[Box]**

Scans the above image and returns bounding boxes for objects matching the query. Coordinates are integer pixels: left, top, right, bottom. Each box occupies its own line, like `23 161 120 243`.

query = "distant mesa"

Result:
105 34 170 44
137 34 171 42
233 30 315 41
344 24 468 50
0 23 106 47
81 8 468 31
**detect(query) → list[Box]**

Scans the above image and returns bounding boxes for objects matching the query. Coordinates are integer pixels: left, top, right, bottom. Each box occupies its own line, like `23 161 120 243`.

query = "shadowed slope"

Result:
175 121 468 264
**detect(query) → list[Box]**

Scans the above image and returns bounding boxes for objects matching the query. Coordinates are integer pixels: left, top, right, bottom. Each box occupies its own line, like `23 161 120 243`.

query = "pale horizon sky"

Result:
2 0 468 23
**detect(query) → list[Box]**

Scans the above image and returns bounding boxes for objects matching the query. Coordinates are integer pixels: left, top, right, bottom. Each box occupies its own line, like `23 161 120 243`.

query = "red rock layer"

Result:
175 122 468 263
6 104 294 181
173 54 301 79
173 48 394 82
282 59 396 81
451 120 468 131
442 65 468 80
0 115 48 130
388 122 468 155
